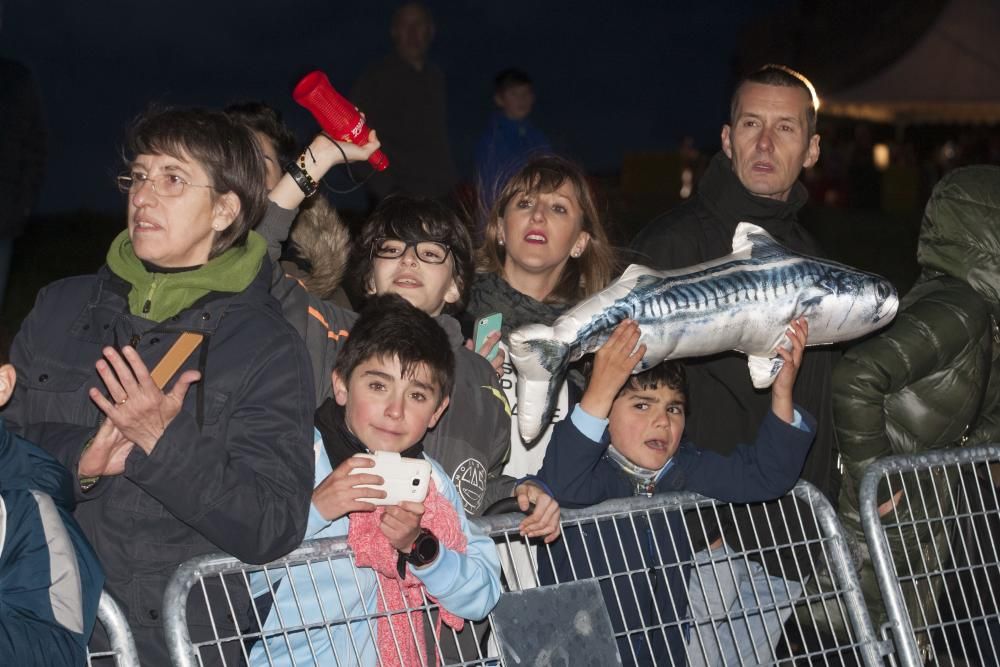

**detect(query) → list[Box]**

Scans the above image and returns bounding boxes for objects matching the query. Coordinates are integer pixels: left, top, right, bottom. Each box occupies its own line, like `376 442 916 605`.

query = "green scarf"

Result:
105 230 266 322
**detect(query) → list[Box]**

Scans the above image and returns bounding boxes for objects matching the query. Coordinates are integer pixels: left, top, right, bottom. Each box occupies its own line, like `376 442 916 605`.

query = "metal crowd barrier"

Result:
860 444 1000 667
161 534 499 667
85 591 140 667
163 480 886 666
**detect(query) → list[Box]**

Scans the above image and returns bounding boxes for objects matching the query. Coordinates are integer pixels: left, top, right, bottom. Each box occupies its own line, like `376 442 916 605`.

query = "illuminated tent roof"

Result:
823 0 1000 124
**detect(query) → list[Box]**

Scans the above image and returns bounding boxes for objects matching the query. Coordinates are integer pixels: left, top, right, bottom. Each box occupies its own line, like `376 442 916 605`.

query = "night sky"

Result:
2 0 787 214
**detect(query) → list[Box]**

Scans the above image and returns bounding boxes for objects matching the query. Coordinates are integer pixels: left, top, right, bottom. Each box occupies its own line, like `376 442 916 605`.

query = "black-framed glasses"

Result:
372 238 452 264
117 171 215 198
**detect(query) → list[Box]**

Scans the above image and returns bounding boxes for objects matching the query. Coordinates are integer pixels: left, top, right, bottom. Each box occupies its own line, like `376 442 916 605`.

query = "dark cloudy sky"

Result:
1 0 787 214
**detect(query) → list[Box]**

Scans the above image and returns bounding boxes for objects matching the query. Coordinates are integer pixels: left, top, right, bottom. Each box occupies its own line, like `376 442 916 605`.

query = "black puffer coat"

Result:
834 165 1000 629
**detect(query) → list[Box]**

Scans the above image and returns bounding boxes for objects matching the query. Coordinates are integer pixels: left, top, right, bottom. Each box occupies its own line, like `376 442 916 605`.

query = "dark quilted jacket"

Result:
834 165 1000 629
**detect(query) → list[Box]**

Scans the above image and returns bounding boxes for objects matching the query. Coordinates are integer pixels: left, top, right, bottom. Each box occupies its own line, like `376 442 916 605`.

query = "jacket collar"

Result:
699 151 809 242
85 259 274 337
605 443 675 497
314 398 424 468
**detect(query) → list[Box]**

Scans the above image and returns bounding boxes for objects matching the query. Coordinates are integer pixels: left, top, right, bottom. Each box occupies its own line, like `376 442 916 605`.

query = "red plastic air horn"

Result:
293 70 389 171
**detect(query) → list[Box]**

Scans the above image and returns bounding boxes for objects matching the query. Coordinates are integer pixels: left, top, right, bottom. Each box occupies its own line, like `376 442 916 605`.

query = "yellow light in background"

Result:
873 144 890 171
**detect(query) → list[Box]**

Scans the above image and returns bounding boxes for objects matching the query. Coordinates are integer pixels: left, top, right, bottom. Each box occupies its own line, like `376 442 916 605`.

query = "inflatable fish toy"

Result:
509 222 899 442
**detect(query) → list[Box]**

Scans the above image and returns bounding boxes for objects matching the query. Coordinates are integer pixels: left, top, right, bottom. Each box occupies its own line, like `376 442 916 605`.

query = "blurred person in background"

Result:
474 67 550 221
351 2 457 201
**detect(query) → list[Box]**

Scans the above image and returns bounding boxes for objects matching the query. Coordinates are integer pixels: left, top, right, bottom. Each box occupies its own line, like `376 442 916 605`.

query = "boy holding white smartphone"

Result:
249 295 501 667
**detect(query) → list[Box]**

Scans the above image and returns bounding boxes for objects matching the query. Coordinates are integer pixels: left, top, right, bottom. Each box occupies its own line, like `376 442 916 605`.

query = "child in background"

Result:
0 332 104 666
249 295 501 667
537 319 816 666
474 68 551 214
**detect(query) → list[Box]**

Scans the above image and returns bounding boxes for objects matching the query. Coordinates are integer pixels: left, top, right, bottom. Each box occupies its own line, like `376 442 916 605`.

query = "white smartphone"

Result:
349 451 432 505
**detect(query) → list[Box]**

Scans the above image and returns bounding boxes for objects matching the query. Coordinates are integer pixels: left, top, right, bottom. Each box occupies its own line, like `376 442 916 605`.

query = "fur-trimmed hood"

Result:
287 196 351 301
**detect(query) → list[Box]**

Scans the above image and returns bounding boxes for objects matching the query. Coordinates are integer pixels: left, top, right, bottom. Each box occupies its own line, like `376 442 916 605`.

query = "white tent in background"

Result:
823 0 1000 125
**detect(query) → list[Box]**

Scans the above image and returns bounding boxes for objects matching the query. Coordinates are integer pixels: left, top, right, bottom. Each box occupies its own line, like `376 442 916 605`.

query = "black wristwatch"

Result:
396 529 439 578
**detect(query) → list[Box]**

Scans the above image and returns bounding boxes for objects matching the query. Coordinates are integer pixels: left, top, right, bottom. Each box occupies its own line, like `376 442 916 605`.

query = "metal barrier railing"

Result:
85 591 140 667
163 480 887 666
860 444 1000 667
481 480 888 666
162 534 499 667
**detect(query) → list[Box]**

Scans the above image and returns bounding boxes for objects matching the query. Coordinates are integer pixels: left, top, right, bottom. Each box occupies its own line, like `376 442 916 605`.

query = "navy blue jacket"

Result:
0 419 104 666
474 111 550 208
536 406 815 666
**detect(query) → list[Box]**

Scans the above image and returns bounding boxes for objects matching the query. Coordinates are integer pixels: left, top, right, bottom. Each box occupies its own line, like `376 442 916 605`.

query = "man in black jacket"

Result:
630 65 835 663
351 3 457 201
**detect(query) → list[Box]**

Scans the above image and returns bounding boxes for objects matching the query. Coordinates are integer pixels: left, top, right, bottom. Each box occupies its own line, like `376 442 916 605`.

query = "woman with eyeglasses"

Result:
3 107 316 664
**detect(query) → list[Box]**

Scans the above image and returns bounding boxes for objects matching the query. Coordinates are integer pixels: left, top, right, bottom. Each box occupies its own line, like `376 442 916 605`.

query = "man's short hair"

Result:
494 68 533 95
334 294 455 403
730 64 819 136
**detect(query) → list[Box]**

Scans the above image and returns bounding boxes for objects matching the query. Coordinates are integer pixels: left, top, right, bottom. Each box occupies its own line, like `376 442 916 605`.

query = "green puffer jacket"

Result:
834 165 1000 631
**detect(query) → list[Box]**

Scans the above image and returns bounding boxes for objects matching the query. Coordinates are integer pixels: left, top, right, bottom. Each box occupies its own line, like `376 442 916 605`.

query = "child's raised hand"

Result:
579 319 646 419
317 128 382 166
380 501 425 553
311 455 385 521
269 129 381 210
771 317 808 424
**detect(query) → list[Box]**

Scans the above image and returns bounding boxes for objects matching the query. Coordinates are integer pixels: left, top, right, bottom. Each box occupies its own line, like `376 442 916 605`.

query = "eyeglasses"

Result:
372 238 452 264
117 171 215 198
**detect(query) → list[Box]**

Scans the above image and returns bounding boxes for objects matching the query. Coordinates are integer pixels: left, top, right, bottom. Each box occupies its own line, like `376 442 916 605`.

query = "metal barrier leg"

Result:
860 445 1000 667
85 592 140 667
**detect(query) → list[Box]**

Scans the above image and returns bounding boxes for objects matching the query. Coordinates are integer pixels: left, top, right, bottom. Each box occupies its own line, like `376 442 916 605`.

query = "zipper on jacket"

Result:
142 276 160 314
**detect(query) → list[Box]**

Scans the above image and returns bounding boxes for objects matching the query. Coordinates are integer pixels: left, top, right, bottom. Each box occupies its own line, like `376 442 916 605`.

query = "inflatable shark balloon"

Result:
509 222 899 442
